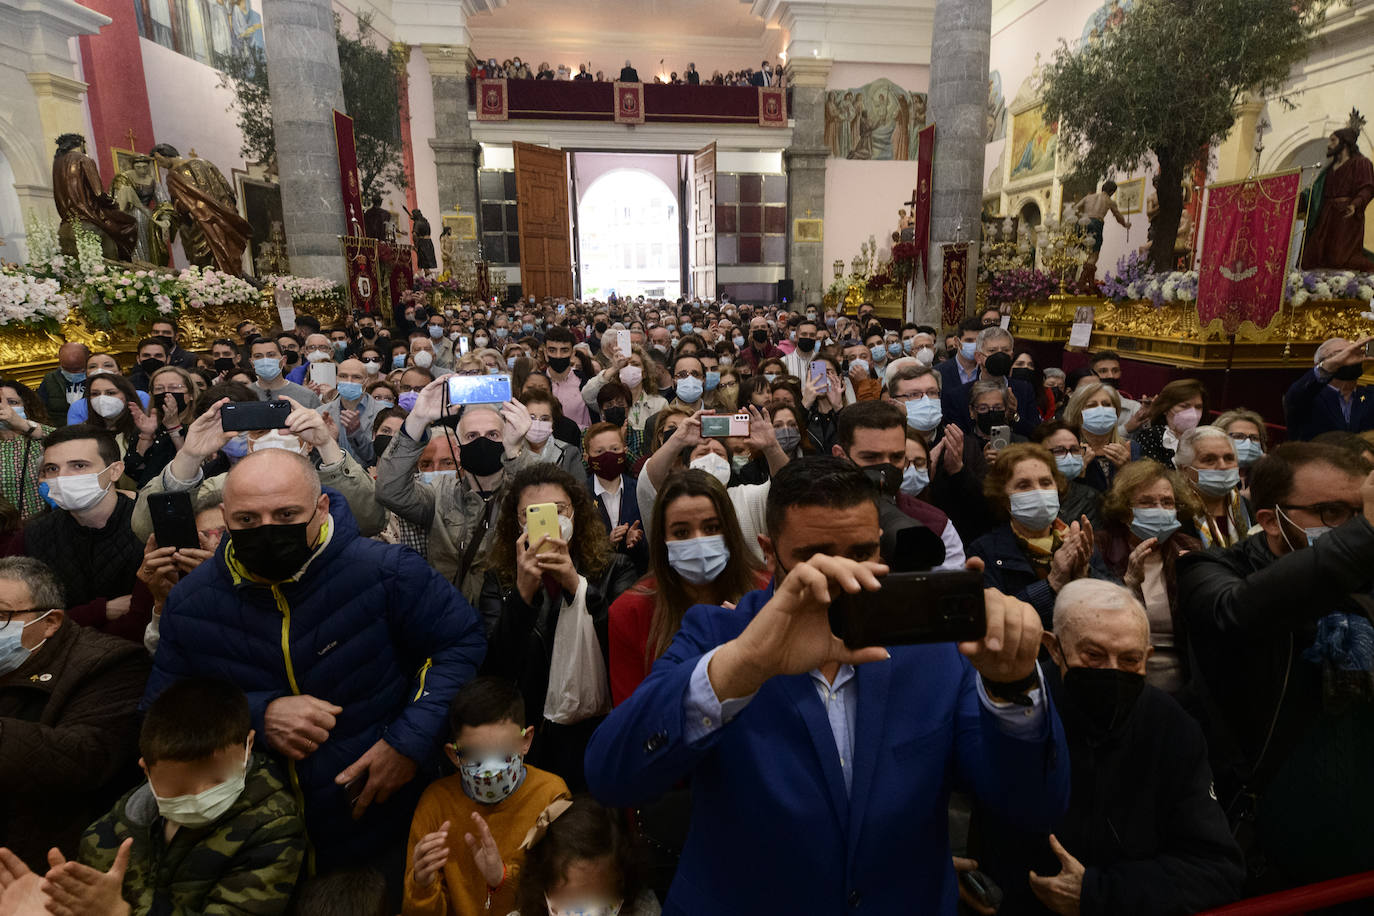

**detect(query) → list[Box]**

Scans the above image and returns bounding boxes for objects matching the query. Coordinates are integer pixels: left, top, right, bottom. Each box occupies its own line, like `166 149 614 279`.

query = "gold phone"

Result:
525 502 560 554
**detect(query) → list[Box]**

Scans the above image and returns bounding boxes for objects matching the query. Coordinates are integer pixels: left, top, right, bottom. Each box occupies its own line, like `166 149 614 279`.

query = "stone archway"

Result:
0 112 53 263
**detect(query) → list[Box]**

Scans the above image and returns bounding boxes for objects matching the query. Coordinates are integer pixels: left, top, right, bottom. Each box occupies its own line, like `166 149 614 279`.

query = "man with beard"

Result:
1300 126 1374 271
975 579 1244 916
52 134 137 260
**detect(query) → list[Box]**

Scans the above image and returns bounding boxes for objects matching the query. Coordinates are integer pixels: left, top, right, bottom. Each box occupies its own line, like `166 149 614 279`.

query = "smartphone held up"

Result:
828 568 986 650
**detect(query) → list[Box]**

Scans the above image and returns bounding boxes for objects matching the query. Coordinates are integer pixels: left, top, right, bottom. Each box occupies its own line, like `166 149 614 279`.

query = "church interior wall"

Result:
822 61 926 286
139 37 254 187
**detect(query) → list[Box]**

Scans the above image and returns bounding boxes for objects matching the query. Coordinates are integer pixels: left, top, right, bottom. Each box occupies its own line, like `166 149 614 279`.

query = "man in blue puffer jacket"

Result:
143 448 487 880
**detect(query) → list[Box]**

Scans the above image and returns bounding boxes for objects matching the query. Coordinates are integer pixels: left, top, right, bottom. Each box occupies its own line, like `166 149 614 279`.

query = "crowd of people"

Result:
472 57 785 88
0 292 1372 915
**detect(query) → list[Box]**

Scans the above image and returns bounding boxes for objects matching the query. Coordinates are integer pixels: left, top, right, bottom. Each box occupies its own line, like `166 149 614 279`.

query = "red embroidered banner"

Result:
343 235 380 315
913 124 935 284
941 242 969 329
1197 170 1301 333
614 82 645 125
758 87 786 128
385 243 414 310
333 110 365 237
476 78 508 121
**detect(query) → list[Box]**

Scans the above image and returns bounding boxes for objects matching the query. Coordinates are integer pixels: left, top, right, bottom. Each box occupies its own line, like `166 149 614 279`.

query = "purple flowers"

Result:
988 268 1058 305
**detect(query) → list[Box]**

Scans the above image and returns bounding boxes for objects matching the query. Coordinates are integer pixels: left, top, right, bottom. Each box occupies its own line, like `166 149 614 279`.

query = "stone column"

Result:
922 0 991 326
423 44 481 272
785 57 832 311
262 0 347 282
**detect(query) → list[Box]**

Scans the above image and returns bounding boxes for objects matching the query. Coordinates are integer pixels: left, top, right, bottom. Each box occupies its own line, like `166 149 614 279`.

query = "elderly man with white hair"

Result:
941 324 1043 438
975 579 1244 916
1174 425 1251 549
1283 335 1374 440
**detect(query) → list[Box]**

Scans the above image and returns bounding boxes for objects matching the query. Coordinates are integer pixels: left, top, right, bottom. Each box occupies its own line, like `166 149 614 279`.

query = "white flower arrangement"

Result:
264 274 344 302
177 265 259 309
0 270 71 327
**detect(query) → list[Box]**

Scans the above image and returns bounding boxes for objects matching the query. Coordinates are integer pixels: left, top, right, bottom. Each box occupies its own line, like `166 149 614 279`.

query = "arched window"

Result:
579 169 680 299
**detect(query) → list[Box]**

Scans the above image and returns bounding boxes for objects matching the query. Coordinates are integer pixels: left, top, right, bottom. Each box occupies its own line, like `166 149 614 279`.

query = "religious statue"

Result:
111 153 168 265
1073 180 1131 281
1300 113 1374 271
150 143 254 275
52 133 137 261
363 194 391 242
409 208 437 272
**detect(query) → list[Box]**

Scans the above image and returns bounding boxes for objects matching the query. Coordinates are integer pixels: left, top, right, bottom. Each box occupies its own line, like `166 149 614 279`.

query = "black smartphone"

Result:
828 568 986 649
147 491 200 550
960 868 1004 911
220 400 292 432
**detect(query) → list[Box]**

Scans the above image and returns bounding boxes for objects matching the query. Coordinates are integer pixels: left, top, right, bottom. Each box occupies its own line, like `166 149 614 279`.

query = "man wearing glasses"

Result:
0 556 149 869
1179 441 1374 895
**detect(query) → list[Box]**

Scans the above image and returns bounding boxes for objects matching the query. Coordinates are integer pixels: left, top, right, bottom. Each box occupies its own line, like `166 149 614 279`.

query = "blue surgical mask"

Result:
428 325 444 339
507 356 518 369
887 342 903 358
850 358 869 376
1129 507 1181 543
1277 506 1329 549
1195 467 1240 497
764 373 778 383
60 369 86 384
374 399 395 410
959 341 977 361
901 464 930 496
733 335 745 349
676 376 704 403
870 345 887 362
0 610 53 676
494 327 509 339
252 357 282 381
0 403 27 430
1055 454 1085 480
905 396 942 432
705 370 720 391
1234 439 1263 467
681 322 694 334
1080 405 1119 436
336 381 364 402
666 534 730 584
418 469 457 486
522 323 534 334
391 354 406 369
1009 488 1060 530
222 433 249 460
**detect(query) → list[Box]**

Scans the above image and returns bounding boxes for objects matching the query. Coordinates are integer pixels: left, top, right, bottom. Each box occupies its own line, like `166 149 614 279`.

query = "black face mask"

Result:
602 405 627 427
373 434 393 457
360 326 376 339
214 357 237 374
159 392 188 414
1097 376 1120 388
228 510 319 582
460 436 505 477
138 357 165 376
1009 366 1036 384
1334 364 1363 382
797 338 816 354
1060 665 1145 740
860 462 902 499
975 410 1007 435
752 329 770 344
984 352 1013 378
595 321 608 334
548 355 572 374
154 335 176 352
282 350 300 366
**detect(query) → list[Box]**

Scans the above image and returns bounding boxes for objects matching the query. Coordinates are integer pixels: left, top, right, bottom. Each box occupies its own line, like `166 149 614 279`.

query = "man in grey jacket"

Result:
375 374 533 600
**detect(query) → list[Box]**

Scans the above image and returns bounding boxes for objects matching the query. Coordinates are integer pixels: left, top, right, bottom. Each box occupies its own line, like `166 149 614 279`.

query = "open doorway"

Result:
573 153 682 300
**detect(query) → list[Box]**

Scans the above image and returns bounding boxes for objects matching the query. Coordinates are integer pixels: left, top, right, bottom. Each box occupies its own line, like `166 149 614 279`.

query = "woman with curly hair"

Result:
479 463 638 790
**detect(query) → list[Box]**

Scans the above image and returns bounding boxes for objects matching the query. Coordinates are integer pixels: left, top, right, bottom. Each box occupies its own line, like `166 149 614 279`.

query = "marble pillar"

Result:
262 0 347 282
922 0 991 326
785 57 832 311
424 44 481 273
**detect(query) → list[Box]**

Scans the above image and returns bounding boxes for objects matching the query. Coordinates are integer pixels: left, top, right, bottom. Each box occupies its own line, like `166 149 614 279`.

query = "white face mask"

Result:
414 350 435 369
689 452 732 485
91 394 126 419
305 349 331 363
362 360 381 375
249 430 309 455
152 739 252 828
41 467 114 512
545 896 624 916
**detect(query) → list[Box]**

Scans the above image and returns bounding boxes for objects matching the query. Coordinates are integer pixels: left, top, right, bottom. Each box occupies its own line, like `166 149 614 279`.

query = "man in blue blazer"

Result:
940 324 1041 437
1283 336 1374 440
585 457 1071 914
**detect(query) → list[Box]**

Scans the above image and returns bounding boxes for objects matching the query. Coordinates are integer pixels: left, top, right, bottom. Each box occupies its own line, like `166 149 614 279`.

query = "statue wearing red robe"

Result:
1301 128 1374 271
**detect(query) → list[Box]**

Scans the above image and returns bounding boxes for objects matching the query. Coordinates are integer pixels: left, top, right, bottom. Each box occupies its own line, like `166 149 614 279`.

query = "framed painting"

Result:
1115 176 1146 214
1009 105 1058 181
793 218 823 243
111 147 159 182
443 213 478 241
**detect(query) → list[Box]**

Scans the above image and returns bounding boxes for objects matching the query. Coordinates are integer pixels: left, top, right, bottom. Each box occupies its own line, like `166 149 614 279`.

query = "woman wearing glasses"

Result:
1031 419 1104 528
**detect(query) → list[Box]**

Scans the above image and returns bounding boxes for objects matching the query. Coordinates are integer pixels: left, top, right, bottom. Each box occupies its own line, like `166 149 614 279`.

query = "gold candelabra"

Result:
1037 216 1091 293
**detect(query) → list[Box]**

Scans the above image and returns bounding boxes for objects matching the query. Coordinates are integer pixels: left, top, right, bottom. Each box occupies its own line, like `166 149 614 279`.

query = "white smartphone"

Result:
609 329 631 357
311 362 337 389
